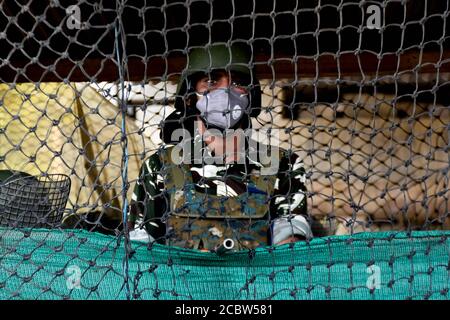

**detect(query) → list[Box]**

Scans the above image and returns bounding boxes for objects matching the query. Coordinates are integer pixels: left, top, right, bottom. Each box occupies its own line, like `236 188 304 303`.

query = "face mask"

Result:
195 88 249 129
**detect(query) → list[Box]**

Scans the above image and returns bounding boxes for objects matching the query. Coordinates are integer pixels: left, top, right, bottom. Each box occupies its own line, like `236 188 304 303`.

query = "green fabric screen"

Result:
1 228 448 300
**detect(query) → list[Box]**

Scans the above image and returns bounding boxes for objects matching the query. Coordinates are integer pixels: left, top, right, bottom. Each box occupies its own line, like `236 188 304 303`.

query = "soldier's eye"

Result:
230 81 249 95
232 80 247 88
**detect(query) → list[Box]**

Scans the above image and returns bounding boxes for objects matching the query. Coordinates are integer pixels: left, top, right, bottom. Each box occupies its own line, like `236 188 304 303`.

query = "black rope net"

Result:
0 0 449 300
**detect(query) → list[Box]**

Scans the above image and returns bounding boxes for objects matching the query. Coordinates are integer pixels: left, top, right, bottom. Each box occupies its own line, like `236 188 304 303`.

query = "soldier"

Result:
128 43 312 252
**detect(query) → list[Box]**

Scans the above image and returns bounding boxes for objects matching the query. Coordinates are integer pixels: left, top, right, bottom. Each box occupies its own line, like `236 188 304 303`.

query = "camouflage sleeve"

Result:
128 151 167 242
271 150 307 216
270 149 312 244
128 164 146 227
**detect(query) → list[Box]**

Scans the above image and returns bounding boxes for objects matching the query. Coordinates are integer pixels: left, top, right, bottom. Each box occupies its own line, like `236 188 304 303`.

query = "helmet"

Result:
161 43 261 143
176 43 261 116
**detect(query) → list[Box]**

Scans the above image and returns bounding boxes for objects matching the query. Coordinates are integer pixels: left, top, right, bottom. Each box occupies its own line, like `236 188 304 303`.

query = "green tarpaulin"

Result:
0 228 449 300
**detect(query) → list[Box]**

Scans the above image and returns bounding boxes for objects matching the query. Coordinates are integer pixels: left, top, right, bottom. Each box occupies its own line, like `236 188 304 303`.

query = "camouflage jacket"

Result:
129 137 309 251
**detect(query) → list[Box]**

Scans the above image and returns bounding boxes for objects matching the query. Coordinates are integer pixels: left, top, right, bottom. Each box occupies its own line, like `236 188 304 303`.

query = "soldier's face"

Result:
195 70 249 95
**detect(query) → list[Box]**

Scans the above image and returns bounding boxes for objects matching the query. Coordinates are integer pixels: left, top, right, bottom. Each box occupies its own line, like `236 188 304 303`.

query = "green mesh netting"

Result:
1 229 449 300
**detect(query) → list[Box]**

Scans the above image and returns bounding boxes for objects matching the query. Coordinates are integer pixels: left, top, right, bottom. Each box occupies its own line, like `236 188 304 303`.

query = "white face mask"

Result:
195 88 249 129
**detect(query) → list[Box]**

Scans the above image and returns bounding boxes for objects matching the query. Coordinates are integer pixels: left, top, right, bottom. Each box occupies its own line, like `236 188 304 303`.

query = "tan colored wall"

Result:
255 79 450 235
0 83 149 219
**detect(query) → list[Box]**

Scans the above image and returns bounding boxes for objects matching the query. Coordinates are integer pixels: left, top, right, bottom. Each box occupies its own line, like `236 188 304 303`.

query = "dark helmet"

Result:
161 43 261 143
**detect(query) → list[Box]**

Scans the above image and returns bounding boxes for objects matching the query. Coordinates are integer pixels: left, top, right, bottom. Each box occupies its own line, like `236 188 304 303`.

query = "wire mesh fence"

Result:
0 0 449 300
0 171 70 228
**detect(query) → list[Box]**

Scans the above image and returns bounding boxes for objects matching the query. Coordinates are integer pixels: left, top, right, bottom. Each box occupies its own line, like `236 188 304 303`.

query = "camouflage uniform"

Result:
128 43 312 251
129 136 311 251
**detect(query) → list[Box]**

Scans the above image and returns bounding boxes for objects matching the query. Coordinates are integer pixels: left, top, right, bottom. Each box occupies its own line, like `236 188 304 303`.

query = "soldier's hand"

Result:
276 235 306 245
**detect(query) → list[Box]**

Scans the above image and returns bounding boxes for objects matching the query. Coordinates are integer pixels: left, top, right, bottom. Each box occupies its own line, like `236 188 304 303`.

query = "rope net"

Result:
0 0 449 300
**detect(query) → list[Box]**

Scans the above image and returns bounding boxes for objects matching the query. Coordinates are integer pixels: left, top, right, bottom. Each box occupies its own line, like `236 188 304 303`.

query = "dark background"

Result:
0 0 449 81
